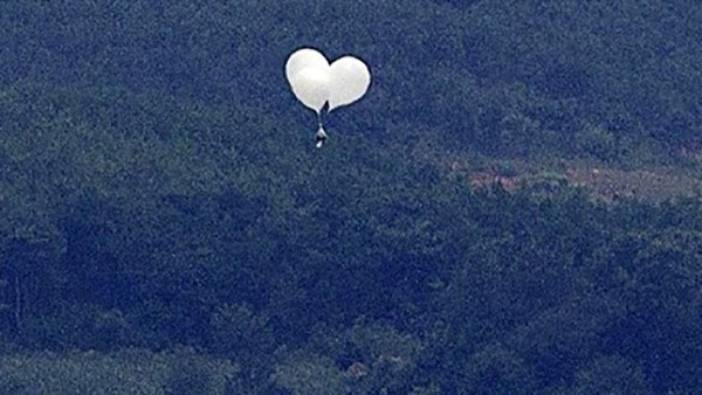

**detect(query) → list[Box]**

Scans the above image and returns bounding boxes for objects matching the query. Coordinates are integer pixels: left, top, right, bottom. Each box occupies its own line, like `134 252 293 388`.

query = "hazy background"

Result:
1 1 702 393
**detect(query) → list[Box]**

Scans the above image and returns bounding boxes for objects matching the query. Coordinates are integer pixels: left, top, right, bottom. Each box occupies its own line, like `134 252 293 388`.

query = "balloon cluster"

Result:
285 48 371 147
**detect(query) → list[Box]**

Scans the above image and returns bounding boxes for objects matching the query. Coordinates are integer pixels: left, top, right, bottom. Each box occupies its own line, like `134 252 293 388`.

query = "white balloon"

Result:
289 66 331 113
328 56 371 111
285 48 329 86
285 48 371 115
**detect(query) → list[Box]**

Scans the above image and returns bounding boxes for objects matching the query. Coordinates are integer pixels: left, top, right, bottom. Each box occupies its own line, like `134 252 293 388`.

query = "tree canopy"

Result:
1 1 702 393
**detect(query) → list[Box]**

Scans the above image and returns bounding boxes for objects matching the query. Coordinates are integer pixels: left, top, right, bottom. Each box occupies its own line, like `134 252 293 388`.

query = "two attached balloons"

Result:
285 48 371 113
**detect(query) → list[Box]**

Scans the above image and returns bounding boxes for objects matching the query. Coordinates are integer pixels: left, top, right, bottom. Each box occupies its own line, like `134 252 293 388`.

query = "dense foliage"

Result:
1 1 702 393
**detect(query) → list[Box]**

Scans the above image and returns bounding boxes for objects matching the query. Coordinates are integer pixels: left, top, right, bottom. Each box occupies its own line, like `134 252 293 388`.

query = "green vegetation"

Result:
1 0 702 393
0 348 235 394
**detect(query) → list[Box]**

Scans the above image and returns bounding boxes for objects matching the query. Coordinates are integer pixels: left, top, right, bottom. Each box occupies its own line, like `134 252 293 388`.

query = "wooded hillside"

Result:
1 1 701 393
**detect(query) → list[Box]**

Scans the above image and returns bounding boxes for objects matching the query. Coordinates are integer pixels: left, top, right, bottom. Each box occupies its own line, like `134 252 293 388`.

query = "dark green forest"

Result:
1 1 702 393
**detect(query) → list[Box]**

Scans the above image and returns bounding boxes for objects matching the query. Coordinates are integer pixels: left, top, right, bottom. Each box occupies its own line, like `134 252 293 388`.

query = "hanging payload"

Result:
285 48 371 148
315 125 328 148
